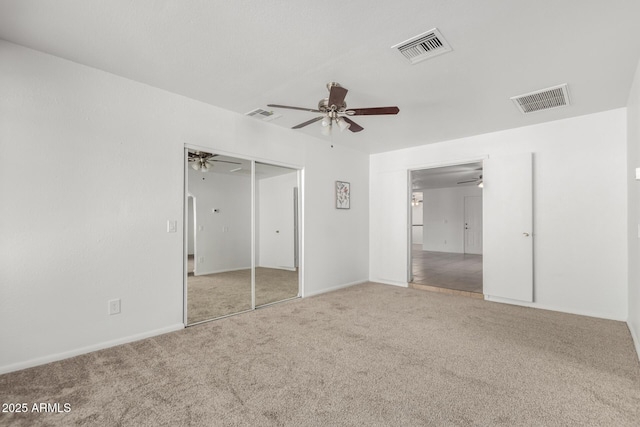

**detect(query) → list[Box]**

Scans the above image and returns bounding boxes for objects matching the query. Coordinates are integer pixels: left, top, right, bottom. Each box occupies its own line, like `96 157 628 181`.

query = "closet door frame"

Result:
183 144 303 326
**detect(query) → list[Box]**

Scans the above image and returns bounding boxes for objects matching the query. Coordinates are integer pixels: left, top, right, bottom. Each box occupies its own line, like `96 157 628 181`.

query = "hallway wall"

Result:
420 186 482 253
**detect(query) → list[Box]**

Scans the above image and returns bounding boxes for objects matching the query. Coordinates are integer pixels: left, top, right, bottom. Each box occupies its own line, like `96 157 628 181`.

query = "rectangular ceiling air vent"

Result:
245 108 281 121
511 84 571 114
392 28 452 64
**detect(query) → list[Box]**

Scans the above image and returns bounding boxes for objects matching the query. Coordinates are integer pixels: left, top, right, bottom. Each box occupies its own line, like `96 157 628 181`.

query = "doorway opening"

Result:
409 162 484 297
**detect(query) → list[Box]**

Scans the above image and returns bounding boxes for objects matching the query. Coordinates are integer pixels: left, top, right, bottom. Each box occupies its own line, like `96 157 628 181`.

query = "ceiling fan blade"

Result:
346 106 400 116
457 179 479 184
267 104 321 113
292 116 324 129
342 117 363 132
328 85 348 108
211 159 242 165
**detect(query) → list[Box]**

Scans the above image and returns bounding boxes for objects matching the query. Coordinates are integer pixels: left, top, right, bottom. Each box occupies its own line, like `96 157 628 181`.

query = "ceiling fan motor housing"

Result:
318 98 346 112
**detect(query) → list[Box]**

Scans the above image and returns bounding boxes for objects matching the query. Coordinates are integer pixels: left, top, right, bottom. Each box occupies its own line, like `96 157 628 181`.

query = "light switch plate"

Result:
167 220 177 233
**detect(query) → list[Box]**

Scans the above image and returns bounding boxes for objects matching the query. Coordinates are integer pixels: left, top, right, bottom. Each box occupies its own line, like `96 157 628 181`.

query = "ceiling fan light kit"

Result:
192 161 209 172
268 82 399 136
336 117 351 131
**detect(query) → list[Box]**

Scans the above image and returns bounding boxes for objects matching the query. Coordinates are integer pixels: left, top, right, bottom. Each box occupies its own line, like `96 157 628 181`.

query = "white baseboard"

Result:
370 279 409 288
194 266 251 276
484 295 627 322
257 265 297 272
628 321 640 362
0 323 184 375
303 279 369 298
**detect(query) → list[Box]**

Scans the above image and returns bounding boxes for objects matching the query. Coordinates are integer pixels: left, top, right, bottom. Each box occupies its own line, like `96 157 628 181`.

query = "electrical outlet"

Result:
108 299 121 315
198 257 204 264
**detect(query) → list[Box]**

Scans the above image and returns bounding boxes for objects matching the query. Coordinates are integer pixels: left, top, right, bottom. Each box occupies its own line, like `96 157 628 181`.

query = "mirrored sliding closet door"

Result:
254 162 300 307
185 150 252 324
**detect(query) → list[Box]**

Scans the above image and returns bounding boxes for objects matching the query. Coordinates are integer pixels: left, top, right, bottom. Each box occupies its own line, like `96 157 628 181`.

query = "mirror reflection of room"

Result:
255 162 300 307
186 151 252 324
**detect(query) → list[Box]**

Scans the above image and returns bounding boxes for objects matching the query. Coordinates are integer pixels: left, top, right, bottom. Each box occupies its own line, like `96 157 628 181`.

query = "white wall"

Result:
370 109 628 320
420 186 482 253
258 171 298 270
188 168 252 274
627 58 640 358
0 41 369 373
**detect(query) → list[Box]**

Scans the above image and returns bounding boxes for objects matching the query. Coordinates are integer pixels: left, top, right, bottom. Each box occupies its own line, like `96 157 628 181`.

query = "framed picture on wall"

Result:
336 181 350 209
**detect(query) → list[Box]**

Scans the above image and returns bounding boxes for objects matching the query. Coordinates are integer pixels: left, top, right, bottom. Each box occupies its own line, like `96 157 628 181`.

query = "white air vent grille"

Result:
511 84 570 114
392 28 452 64
246 108 281 121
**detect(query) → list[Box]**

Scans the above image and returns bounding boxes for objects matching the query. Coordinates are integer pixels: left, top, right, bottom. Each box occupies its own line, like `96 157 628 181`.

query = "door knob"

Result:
523 232 530 237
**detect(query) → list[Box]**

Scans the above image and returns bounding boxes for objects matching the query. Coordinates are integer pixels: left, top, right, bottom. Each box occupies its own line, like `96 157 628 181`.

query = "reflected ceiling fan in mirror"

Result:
268 82 399 135
188 151 241 172
457 174 483 188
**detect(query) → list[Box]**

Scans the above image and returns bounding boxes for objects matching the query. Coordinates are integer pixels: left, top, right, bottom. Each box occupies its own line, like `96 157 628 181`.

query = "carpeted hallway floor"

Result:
1 282 639 426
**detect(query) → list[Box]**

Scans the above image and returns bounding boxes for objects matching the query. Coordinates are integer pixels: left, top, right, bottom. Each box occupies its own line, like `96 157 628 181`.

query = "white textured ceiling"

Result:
1 1 640 154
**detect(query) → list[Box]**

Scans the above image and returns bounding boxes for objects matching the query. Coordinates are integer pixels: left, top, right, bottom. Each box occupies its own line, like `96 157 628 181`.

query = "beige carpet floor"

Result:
187 267 299 324
1 282 639 426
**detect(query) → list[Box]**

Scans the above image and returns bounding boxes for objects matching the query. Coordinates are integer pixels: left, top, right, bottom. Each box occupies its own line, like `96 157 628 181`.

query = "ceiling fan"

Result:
457 174 483 187
268 82 399 135
188 151 241 172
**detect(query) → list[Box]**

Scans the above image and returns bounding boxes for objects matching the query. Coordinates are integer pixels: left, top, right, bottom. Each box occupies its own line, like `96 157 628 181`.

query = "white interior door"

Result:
464 196 483 254
483 153 533 302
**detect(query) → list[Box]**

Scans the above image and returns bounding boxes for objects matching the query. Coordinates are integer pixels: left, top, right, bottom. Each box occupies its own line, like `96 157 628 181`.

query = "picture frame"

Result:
336 181 350 209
